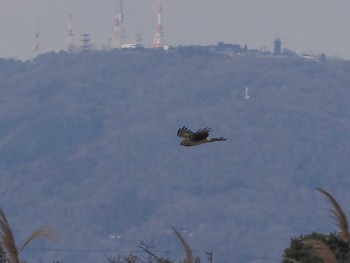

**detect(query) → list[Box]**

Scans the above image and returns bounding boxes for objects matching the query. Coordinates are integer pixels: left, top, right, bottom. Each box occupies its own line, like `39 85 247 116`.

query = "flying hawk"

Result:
177 126 226 147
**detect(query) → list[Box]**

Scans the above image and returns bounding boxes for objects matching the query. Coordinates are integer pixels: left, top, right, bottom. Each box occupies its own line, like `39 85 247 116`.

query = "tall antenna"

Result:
81 34 91 51
33 30 40 58
135 31 143 46
113 0 125 48
153 0 163 48
66 14 75 52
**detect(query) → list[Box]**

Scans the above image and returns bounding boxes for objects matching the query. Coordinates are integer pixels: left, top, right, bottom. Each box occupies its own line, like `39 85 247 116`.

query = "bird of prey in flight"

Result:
177 126 226 147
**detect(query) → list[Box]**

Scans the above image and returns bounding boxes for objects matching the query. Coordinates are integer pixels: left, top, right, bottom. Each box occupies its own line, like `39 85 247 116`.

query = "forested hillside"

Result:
1 48 350 263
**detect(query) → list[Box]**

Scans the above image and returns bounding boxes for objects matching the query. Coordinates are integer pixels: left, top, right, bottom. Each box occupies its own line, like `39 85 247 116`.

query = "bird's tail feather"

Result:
210 137 226 142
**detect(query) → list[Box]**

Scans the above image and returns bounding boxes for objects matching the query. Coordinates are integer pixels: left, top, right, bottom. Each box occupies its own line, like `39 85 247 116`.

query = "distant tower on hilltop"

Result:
66 14 75 52
33 30 40 58
135 31 143 46
81 34 91 51
153 0 163 48
113 0 125 48
274 37 281 55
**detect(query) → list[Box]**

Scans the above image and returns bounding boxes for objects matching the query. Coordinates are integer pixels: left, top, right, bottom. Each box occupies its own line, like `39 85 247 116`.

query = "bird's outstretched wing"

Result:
177 126 194 138
177 126 225 147
177 126 212 141
192 127 212 142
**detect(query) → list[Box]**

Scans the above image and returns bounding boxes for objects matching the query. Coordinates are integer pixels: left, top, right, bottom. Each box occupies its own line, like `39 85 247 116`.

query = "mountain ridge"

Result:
0 48 349 263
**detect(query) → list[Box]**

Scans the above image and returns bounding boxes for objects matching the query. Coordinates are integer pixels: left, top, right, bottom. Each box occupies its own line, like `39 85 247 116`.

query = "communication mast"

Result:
33 30 40 58
66 14 75 52
153 0 163 48
81 34 91 51
135 31 143 46
113 0 125 48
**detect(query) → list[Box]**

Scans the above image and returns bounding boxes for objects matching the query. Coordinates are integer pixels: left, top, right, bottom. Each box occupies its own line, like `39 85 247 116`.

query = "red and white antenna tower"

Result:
153 0 163 48
113 0 124 48
33 30 40 58
66 14 75 52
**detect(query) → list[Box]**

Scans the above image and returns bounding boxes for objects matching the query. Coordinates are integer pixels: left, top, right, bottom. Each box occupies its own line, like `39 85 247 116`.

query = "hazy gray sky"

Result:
2 0 350 60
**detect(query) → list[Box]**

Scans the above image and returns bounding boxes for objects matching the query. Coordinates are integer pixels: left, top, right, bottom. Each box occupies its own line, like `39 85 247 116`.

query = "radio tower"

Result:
33 30 40 58
113 0 124 48
66 14 75 52
153 0 163 48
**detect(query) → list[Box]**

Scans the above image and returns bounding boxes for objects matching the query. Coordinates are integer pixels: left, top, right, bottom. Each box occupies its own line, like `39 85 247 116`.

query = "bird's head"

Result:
180 141 191 146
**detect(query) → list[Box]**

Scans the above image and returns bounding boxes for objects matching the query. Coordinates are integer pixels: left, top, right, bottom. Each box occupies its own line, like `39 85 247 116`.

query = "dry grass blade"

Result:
18 226 60 255
0 207 20 263
302 239 337 263
316 187 350 243
172 227 193 263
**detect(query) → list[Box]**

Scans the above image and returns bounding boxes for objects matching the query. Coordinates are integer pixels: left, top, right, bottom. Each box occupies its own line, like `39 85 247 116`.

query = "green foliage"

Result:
282 232 349 263
0 245 6 263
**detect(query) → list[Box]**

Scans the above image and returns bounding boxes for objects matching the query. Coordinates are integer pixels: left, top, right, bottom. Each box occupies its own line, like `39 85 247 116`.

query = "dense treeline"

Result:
0 48 350 263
